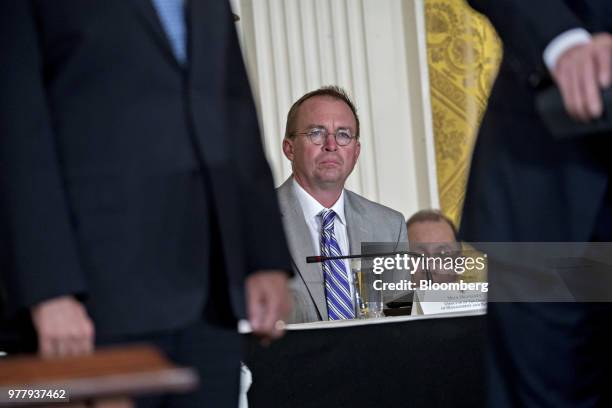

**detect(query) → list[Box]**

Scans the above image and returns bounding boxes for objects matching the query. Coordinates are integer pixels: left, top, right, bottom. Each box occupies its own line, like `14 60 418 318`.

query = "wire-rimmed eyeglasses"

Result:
293 127 356 146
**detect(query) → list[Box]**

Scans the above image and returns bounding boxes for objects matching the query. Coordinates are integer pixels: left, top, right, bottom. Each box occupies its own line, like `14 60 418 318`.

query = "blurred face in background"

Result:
408 220 458 284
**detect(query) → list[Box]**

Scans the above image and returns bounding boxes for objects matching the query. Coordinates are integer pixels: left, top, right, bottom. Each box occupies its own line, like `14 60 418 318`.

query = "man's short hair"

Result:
406 209 458 239
284 85 360 140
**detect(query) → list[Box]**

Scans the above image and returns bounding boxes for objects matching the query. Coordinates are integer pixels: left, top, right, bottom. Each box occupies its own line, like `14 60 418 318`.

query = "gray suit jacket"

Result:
277 177 408 323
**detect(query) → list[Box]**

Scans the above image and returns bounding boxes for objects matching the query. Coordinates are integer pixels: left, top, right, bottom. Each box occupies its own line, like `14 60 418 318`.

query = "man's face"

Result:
283 96 360 192
408 220 458 283
408 220 457 256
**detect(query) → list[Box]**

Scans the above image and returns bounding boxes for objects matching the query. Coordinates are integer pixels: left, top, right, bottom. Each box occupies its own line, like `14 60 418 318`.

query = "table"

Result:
244 311 486 408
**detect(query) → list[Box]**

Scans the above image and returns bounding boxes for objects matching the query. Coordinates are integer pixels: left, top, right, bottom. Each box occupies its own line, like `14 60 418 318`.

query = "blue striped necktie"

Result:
319 209 355 320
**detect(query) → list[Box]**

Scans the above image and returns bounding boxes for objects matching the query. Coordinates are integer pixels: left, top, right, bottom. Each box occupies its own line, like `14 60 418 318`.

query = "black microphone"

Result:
306 251 423 264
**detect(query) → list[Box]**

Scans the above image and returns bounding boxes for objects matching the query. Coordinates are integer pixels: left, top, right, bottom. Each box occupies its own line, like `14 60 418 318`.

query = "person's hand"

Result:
552 33 612 122
30 295 95 358
246 270 291 345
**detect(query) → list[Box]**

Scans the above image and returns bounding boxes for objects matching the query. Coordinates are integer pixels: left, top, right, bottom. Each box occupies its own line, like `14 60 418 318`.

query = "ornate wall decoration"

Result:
425 0 502 227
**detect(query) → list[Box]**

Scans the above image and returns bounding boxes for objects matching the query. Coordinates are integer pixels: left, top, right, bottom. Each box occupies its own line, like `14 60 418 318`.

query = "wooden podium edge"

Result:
0 367 198 405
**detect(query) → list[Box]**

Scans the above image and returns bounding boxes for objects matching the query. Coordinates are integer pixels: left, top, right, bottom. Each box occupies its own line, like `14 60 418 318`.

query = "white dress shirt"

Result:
292 179 355 304
543 28 592 72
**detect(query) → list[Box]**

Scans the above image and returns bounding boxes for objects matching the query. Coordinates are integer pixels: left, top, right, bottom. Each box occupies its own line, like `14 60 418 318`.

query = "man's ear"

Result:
355 140 361 160
282 138 294 161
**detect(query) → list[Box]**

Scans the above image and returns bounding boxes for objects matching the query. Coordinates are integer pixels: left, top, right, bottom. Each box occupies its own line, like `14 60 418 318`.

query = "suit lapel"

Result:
278 179 327 319
127 0 183 68
188 0 226 86
345 191 374 255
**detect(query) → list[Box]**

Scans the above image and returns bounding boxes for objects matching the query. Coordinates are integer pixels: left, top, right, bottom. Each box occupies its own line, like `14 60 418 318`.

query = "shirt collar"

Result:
292 178 346 226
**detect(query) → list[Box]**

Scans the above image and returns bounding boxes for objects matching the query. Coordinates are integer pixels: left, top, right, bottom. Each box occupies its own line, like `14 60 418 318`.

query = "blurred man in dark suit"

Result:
462 1 612 406
0 1 292 406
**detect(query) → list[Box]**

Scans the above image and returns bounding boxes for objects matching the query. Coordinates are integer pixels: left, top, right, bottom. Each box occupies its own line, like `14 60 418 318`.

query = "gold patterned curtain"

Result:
425 0 502 227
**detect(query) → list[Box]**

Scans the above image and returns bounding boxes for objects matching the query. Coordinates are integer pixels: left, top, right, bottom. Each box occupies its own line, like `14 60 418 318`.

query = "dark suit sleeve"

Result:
0 1 87 313
223 4 293 276
468 0 586 75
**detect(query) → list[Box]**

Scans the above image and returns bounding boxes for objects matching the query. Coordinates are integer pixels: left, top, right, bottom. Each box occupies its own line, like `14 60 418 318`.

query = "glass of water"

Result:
351 258 384 319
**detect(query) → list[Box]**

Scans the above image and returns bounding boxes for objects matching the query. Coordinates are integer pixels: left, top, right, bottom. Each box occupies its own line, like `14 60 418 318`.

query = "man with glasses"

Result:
276 86 407 323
